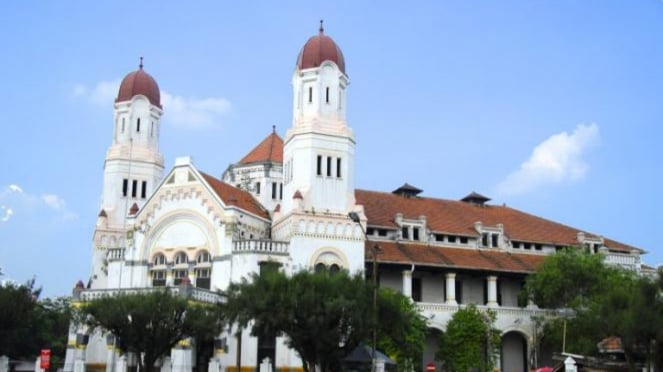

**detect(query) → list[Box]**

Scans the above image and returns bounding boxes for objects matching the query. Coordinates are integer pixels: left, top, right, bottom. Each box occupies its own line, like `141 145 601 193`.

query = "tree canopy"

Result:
437 304 501 372
0 279 71 365
522 249 663 371
223 269 426 372
77 290 222 372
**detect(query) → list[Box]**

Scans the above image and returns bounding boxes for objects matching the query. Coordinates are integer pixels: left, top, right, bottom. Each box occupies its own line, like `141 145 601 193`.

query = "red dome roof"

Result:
116 61 161 108
296 22 346 74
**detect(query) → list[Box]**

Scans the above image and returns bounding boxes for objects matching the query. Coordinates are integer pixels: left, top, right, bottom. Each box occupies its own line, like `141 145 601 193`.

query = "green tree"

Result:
523 249 663 371
223 269 425 372
0 279 70 366
377 288 427 372
77 290 222 372
437 305 501 372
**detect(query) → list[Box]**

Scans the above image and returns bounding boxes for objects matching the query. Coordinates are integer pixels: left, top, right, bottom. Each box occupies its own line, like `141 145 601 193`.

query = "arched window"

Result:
196 250 211 264
152 253 166 266
315 263 327 273
174 252 188 265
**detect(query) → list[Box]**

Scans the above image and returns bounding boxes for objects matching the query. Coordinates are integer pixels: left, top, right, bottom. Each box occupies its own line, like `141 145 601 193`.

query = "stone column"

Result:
445 273 457 305
486 276 498 307
402 270 413 299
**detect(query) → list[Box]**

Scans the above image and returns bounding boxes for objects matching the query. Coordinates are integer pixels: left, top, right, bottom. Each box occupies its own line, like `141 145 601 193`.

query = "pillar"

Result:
402 270 412 299
445 273 457 305
487 276 498 307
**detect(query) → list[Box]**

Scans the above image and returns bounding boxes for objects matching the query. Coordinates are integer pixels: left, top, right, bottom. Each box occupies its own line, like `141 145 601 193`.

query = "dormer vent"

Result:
392 183 422 198
461 191 491 206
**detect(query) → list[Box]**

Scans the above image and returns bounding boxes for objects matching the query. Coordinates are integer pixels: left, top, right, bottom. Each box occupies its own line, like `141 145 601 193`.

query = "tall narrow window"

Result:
336 158 341 178
308 87 313 103
122 179 128 197
401 226 409 240
255 182 261 195
326 157 331 177
137 118 141 132
413 227 420 241
272 182 277 199
325 87 330 103
481 233 489 247
131 180 138 198
121 118 125 133
316 155 322 175
141 181 147 199
279 183 283 200
150 122 154 137
491 234 499 248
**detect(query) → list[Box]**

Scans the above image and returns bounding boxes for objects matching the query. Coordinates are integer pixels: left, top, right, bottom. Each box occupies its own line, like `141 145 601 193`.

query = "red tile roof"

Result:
356 189 639 253
369 241 546 274
200 172 269 219
238 130 283 164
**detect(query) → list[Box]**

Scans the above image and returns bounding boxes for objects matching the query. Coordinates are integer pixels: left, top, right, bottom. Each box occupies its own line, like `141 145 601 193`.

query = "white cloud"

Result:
0 184 78 222
41 194 66 210
73 79 121 106
73 79 232 128
161 92 231 128
1 206 13 222
497 123 600 196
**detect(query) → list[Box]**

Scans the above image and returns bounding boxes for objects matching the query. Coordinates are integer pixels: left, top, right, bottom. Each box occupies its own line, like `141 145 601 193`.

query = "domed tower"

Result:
90 59 165 289
275 23 364 274
280 21 356 216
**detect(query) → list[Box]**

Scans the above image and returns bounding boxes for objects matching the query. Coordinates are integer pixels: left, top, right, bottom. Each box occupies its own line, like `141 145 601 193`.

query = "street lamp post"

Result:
348 212 380 372
556 308 576 354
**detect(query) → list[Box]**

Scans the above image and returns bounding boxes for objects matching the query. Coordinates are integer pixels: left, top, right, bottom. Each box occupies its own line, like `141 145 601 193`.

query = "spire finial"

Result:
272 125 276 133
139 56 144 69
319 19 324 34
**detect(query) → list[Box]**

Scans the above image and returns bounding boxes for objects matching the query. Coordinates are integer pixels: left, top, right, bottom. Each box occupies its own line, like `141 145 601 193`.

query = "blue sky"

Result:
1 1 662 297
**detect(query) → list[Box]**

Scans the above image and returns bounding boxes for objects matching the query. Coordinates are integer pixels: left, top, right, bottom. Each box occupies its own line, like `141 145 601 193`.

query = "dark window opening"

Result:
435 234 444 242
535 244 543 251
137 118 141 132
308 87 312 103
316 155 322 175
366 227 375 235
481 233 489 247
315 263 326 273
279 183 283 200
455 280 463 304
131 180 138 198
412 277 422 302
272 182 277 199
122 179 128 197
378 229 388 237
413 227 420 241
401 226 409 240
151 271 166 287
448 236 457 243
326 157 331 177
255 182 261 195
491 234 499 248
141 181 147 199
524 243 532 250
336 158 342 178
513 242 521 249
325 87 330 103
329 264 340 273
460 236 468 244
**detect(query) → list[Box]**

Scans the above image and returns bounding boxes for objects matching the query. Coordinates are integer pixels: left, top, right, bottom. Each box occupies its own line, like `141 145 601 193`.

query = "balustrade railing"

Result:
232 239 289 256
78 286 223 303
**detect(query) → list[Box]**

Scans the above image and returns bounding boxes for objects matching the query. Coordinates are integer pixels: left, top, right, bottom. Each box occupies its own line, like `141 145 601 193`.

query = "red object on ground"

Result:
426 362 436 372
534 367 554 372
40 349 51 370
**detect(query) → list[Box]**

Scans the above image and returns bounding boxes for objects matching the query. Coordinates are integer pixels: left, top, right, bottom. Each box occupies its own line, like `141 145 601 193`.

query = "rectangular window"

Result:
150 122 154 137
141 181 147 199
491 234 499 248
137 118 141 132
122 179 128 197
412 277 422 302
412 227 420 241
316 155 322 175
308 87 313 103
325 87 330 103
481 233 489 247
401 226 409 240
524 243 531 250
272 182 277 199
326 157 332 177
279 183 283 200
448 236 457 243
460 236 468 244
256 182 261 195
336 158 341 178
131 180 137 198
455 280 463 304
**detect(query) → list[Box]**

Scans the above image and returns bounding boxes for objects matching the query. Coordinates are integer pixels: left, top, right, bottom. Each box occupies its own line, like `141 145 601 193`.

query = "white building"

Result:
64 24 649 372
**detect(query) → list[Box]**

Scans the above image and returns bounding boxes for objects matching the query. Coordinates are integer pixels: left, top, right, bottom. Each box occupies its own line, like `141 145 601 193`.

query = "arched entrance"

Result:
422 328 443 371
501 331 527 372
